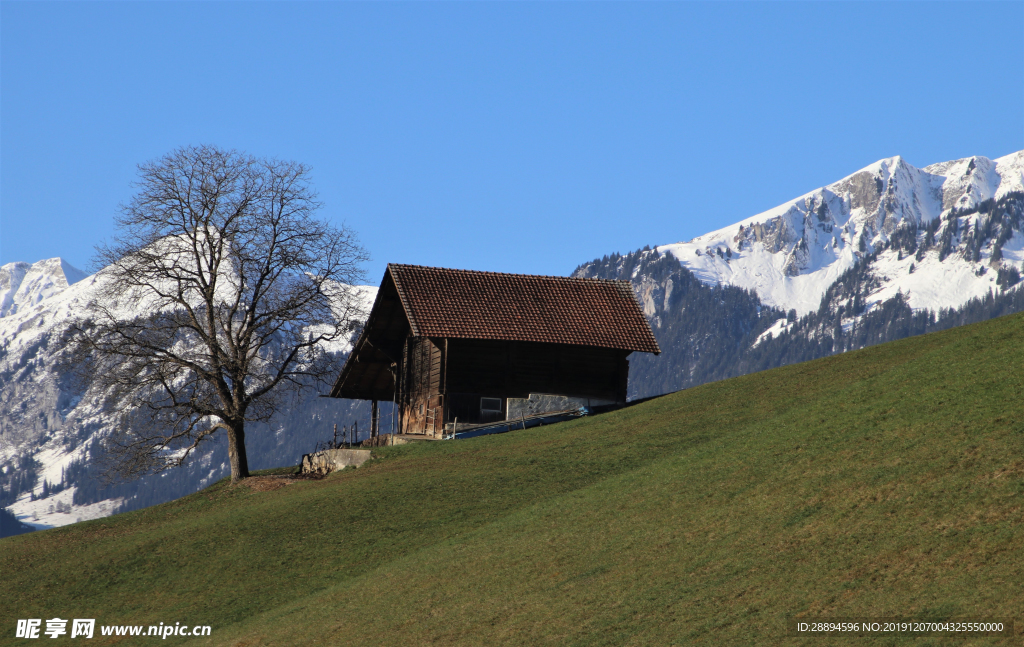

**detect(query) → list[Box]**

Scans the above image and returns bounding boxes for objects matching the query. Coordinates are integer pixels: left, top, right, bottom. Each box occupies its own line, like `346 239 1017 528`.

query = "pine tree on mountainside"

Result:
0 507 34 538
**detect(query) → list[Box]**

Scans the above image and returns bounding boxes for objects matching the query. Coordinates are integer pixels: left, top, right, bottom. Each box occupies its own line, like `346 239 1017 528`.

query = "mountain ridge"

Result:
0 257 87 318
656 150 1023 314
574 150 1023 399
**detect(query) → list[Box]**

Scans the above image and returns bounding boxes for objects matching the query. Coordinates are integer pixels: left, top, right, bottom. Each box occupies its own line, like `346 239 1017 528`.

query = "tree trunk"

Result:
226 422 250 483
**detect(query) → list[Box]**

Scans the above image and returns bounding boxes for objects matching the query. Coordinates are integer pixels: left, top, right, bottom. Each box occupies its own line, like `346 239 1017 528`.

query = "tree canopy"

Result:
74 145 368 482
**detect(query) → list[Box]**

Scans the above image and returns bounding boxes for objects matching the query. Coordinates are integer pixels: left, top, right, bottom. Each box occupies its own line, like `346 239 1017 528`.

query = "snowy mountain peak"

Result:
658 150 1024 314
0 257 87 318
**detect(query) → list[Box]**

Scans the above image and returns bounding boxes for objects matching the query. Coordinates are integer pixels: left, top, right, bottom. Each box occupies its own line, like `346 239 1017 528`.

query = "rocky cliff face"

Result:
658 151 1024 315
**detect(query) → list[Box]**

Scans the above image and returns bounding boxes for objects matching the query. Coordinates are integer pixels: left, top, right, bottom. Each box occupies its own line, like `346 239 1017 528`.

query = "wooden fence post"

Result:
371 400 379 440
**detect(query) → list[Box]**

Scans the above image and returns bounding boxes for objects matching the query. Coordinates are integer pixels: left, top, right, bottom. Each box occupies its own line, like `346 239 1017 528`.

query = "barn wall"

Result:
397 337 630 433
400 337 445 435
443 339 629 425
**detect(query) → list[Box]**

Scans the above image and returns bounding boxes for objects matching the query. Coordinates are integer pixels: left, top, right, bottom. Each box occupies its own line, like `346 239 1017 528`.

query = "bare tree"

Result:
71 145 368 483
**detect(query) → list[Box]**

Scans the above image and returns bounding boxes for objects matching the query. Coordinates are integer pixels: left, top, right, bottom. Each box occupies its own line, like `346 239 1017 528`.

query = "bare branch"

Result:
69 145 368 483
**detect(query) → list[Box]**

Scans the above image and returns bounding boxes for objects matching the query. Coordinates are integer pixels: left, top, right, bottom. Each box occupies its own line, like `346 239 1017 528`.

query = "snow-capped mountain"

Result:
0 259 376 534
658 151 1024 314
574 150 1024 400
0 257 87 318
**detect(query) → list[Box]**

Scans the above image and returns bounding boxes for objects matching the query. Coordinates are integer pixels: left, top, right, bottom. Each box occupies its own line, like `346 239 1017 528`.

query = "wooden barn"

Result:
328 264 660 437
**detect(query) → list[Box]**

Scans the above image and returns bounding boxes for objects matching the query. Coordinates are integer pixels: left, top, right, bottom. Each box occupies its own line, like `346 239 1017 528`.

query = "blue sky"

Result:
2 2 1022 284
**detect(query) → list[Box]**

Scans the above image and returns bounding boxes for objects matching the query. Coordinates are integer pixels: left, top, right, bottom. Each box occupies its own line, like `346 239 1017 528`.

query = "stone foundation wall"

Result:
505 393 617 420
300 448 373 475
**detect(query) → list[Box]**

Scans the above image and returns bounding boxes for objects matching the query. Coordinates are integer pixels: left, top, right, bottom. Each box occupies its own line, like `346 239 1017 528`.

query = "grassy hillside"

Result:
3 312 1023 646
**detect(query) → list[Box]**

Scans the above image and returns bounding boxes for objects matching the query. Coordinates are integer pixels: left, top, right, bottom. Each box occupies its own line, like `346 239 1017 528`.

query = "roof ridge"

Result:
386 263 631 285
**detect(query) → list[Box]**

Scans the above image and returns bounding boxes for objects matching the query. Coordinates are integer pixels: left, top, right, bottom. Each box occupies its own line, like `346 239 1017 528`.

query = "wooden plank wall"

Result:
401 337 445 434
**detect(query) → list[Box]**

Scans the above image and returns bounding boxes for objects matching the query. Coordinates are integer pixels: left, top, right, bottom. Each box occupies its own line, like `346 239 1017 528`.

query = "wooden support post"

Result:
371 400 379 439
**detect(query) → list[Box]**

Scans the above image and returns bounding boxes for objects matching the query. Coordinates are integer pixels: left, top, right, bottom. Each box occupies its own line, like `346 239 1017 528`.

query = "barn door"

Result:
424 394 443 436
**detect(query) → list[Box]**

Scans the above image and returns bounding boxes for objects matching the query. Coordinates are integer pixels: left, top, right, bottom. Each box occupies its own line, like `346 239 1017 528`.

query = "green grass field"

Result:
3 312 1023 646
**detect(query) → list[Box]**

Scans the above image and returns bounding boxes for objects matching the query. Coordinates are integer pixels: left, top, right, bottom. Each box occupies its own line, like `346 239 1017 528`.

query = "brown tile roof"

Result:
387 264 660 354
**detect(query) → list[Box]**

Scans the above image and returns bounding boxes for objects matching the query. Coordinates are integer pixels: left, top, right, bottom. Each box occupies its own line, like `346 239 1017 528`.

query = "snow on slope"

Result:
0 257 86 318
6 442 123 531
658 150 1024 314
0 257 377 530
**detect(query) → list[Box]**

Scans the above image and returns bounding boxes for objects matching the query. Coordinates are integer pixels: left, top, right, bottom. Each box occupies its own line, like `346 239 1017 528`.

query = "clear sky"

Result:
2 2 1022 285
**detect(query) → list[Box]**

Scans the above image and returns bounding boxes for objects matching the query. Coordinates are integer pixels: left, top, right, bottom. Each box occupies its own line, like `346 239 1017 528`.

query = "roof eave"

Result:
386 263 422 337
328 271 395 398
